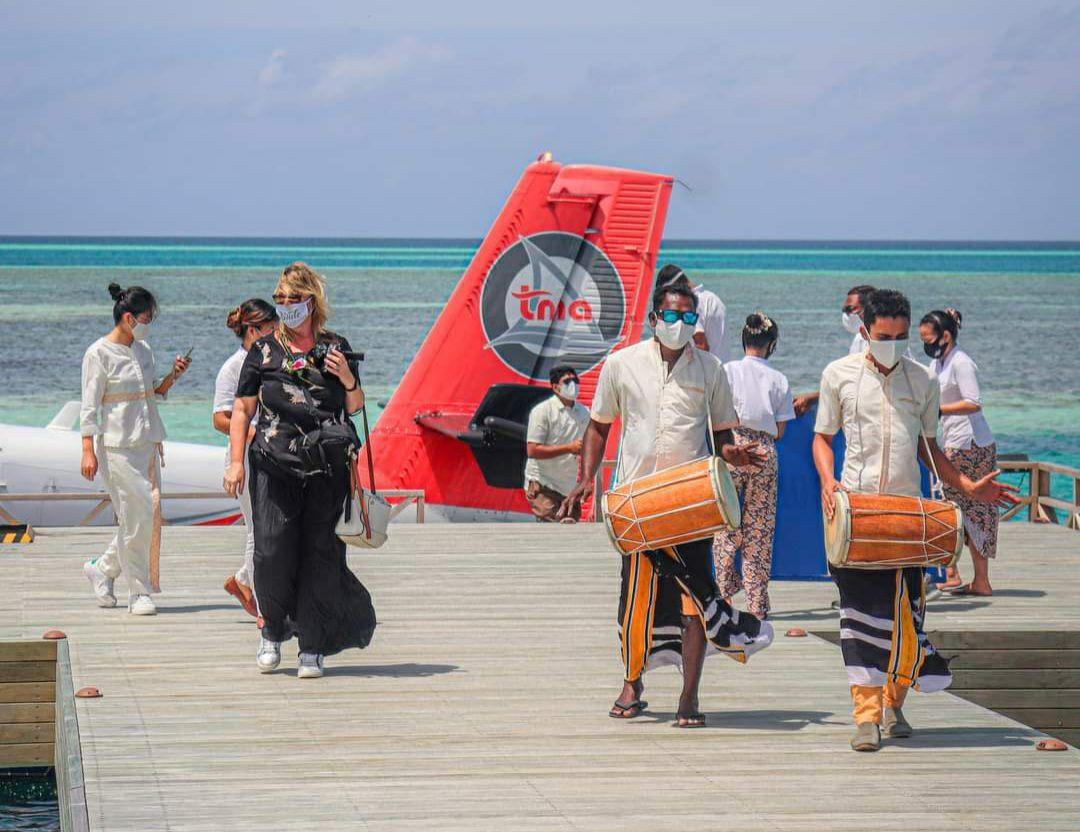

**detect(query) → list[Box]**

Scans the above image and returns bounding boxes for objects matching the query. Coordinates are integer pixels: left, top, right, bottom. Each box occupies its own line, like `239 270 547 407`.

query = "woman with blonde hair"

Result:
224 263 375 678
213 298 278 619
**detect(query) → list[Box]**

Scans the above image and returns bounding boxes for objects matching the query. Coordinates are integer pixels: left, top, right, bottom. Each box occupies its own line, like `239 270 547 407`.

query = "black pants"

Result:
249 451 376 655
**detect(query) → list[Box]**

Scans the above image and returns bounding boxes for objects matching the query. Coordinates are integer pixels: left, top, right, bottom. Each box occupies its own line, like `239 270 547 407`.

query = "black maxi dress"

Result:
236 332 376 655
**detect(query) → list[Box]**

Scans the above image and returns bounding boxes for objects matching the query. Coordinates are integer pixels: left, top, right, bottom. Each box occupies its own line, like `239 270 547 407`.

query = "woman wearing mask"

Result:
213 299 278 619
80 283 190 615
713 313 795 619
223 263 375 678
920 308 999 596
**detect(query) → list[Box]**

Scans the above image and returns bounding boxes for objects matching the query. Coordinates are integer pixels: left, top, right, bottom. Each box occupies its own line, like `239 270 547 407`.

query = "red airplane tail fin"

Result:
371 156 673 520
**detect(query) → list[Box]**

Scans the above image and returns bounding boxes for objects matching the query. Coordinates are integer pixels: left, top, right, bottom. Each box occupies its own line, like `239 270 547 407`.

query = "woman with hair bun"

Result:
79 283 191 615
920 307 999 596
213 299 279 618
712 312 795 619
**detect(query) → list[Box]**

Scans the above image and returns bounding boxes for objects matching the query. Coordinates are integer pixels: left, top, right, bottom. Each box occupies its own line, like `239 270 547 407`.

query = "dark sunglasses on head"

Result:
273 293 308 305
842 304 860 314
657 309 699 325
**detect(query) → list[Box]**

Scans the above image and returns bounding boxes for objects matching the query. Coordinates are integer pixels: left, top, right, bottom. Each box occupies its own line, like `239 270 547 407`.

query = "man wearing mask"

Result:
655 263 730 362
793 284 875 416
523 365 589 522
813 289 1017 752
560 281 772 728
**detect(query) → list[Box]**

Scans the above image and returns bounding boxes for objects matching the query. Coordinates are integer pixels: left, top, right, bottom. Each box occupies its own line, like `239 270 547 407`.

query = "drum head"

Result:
823 490 851 566
709 457 742 529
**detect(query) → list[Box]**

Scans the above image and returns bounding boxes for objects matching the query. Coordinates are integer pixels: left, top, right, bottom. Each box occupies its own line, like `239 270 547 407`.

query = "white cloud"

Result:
311 37 440 103
258 49 288 88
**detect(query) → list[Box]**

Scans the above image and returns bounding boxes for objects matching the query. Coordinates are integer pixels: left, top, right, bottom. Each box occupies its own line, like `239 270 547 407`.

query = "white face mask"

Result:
130 320 150 341
866 336 905 369
276 299 312 329
654 319 695 350
842 311 863 334
557 380 578 401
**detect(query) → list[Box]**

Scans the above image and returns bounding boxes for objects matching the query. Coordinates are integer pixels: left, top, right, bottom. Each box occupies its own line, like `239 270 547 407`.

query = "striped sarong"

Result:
831 565 951 691
618 538 773 681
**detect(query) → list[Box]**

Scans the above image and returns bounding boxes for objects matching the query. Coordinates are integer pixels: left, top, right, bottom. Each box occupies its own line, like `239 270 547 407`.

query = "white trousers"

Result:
235 475 256 587
97 441 161 599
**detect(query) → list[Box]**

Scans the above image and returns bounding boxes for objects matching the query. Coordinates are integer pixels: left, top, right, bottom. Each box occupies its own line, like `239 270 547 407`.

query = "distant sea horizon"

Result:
1 236 1078 505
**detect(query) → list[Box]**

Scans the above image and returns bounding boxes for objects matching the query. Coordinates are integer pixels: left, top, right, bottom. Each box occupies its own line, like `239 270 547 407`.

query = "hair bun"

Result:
226 306 244 334
107 282 124 302
944 307 963 329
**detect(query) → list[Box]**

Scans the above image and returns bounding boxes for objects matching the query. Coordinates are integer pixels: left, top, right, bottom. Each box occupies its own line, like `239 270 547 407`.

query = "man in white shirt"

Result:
656 264 730 362
793 284 875 416
523 365 589 522
560 281 773 728
813 289 1017 752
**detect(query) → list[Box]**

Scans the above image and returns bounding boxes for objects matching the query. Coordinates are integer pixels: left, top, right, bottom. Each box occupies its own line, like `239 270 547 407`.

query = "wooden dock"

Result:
2 522 1079 831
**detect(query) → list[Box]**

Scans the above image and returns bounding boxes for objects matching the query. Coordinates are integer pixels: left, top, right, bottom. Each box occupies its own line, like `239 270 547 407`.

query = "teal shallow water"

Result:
0 239 1077 503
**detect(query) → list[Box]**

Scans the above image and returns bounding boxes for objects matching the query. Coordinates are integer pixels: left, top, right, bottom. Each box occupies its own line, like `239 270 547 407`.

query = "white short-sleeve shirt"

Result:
815 353 940 497
523 395 589 495
213 348 247 415
724 356 796 437
692 285 731 363
591 339 738 484
931 347 994 450
80 338 167 448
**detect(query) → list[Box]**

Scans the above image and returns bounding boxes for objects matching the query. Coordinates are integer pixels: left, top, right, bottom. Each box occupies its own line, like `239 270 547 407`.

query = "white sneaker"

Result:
256 638 281 673
297 652 324 679
83 560 116 608
128 594 157 615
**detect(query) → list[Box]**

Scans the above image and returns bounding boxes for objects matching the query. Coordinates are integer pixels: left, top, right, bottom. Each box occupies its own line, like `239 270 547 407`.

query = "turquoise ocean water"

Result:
1 238 1078 503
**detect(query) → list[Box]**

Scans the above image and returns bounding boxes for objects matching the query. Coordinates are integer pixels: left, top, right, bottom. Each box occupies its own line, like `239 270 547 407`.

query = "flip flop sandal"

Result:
609 699 645 719
675 712 706 728
942 583 971 594
935 582 964 591
948 585 992 597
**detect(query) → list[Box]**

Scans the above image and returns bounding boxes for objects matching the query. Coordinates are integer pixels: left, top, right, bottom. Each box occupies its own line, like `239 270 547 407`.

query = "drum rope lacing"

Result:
843 502 958 566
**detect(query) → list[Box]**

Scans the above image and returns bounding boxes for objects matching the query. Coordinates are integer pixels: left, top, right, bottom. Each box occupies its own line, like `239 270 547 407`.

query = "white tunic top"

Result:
724 356 796 437
692 285 731 363
523 395 590 494
931 347 994 450
80 337 166 448
591 339 738 484
815 352 940 497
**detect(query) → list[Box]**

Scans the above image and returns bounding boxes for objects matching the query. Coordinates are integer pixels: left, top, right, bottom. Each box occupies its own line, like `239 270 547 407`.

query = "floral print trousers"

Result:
713 428 778 619
943 443 999 559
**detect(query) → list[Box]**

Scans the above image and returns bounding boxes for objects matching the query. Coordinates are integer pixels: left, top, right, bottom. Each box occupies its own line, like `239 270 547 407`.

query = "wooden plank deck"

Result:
2 522 1079 831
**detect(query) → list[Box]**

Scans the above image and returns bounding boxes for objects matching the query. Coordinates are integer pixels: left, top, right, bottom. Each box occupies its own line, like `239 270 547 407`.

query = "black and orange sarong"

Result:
617 538 773 681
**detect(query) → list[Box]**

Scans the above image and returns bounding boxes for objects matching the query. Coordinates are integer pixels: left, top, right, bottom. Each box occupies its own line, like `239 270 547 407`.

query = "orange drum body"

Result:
825 492 964 569
603 457 740 556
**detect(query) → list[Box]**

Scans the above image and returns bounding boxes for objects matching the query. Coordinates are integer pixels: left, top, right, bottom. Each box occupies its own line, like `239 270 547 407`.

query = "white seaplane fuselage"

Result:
0 402 240 527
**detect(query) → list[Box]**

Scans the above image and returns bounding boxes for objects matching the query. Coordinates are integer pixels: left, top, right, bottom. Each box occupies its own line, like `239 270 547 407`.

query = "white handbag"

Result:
336 405 391 549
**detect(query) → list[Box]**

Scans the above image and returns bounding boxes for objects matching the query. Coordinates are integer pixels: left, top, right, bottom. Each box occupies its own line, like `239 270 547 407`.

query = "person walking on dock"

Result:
655 264 731 362
79 283 191 615
560 280 773 728
920 308 1000 597
224 263 375 679
213 299 278 619
713 313 795 620
813 289 1017 752
523 365 588 522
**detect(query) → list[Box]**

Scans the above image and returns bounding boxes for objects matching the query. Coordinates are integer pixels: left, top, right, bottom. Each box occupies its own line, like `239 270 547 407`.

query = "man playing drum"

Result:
560 279 773 728
812 288 1018 752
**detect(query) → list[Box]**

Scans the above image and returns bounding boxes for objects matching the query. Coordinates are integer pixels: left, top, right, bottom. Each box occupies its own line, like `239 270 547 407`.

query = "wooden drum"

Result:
825 491 964 570
603 457 740 556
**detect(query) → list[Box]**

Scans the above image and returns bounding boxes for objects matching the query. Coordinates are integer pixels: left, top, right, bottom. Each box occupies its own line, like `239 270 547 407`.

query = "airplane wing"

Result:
369 155 673 520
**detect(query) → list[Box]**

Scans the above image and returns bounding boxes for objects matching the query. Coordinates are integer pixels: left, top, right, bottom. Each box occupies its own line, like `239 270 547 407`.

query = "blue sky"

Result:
2 1 1078 239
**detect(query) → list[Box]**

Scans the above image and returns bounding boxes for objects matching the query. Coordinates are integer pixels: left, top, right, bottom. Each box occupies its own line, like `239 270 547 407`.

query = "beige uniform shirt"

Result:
523 395 589 495
80 338 167 448
815 352 940 497
591 339 738 484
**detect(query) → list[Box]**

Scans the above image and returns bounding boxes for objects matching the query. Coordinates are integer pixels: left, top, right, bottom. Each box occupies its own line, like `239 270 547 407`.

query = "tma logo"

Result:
480 233 625 381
